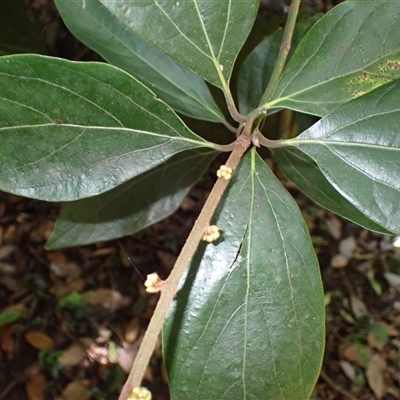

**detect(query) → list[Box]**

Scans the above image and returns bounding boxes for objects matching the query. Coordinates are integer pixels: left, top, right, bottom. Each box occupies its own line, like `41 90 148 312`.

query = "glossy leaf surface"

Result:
98 0 259 89
45 149 216 249
55 0 225 123
163 150 324 399
268 0 400 116
0 54 212 201
238 15 319 115
285 80 400 235
272 148 393 235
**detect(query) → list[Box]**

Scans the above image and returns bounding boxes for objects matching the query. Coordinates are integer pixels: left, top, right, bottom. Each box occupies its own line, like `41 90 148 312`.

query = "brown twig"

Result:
118 133 251 400
320 370 360 400
119 1 303 395
0 381 17 400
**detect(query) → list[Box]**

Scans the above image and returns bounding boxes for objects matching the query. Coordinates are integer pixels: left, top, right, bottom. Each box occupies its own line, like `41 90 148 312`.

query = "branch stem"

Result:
258 0 301 108
223 120 239 134
252 129 287 148
224 92 246 123
211 140 237 152
118 134 251 400
118 2 302 397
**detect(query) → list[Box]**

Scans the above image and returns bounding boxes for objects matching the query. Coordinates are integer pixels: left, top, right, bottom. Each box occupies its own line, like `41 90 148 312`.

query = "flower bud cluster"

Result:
202 225 221 243
216 165 233 180
144 273 162 293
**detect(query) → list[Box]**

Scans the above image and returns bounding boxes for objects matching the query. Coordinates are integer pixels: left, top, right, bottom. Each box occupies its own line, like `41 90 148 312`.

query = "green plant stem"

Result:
118 133 251 400
252 129 287 148
212 140 237 152
223 120 239 134
224 92 246 123
258 0 301 108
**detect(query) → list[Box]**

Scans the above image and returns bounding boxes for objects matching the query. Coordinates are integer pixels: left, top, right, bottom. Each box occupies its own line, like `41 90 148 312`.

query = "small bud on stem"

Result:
202 225 221 243
144 273 163 293
216 165 233 180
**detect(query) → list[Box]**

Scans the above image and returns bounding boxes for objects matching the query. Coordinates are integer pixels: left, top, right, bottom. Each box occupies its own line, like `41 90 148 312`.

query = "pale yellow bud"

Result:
202 225 221 243
144 273 162 293
216 165 233 181
129 386 152 400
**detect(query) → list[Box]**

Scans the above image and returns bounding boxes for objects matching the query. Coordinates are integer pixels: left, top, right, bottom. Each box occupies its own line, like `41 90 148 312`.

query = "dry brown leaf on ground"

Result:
339 236 357 258
331 253 350 268
331 236 357 268
366 353 387 399
25 373 46 400
0 244 15 260
124 318 141 344
117 336 142 373
58 342 87 367
56 380 90 400
0 324 16 356
117 346 137 373
384 272 400 290
47 253 81 281
340 343 362 364
95 327 112 344
326 216 342 240
339 360 356 381
0 274 19 291
25 331 54 350
51 278 85 298
350 294 368 319
83 288 130 311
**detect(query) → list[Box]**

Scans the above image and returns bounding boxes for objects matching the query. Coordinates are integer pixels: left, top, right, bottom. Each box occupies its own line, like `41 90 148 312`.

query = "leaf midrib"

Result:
1 63 201 138
153 0 228 89
85 0 223 119
292 139 400 151
268 52 400 110
252 151 306 392
0 123 211 147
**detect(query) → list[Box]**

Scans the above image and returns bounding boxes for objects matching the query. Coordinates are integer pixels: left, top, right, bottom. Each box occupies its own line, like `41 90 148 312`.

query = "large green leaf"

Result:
283 80 400 235
45 149 216 249
98 0 259 90
272 147 393 235
0 54 213 201
54 0 225 123
238 14 319 115
163 150 324 399
267 0 400 116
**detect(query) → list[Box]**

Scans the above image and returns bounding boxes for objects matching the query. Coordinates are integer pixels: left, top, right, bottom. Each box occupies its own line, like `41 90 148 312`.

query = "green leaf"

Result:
0 309 24 327
284 80 400 235
0 54 213 201
163 150 324 399
54 0 225 123
238 14 319 115
268 0 400 116
97 0 259 90
45 149 216 249
272 147 393 235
